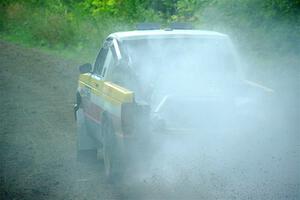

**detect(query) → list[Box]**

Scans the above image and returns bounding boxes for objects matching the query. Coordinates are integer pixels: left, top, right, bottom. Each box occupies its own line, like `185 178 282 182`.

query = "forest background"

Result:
0 0 299 81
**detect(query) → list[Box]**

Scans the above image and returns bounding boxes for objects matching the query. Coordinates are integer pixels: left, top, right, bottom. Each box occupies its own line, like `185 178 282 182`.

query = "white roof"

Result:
109 30 228 41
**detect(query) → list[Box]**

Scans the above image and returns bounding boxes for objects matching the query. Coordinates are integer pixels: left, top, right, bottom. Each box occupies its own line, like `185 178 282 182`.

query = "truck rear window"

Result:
123 37 237 84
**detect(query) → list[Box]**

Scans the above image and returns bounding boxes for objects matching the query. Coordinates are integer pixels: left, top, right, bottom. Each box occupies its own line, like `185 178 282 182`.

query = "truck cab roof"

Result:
109 30 228 41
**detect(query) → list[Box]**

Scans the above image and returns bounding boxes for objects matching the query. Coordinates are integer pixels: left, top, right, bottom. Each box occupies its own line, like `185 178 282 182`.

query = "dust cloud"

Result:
114 31 299 199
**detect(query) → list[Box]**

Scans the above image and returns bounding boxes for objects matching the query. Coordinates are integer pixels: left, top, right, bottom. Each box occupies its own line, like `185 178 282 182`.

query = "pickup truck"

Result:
74 25 273 181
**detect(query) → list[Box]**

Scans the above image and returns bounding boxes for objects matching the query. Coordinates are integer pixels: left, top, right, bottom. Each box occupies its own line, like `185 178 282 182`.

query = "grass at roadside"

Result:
0 32 95 63
0 2 136 63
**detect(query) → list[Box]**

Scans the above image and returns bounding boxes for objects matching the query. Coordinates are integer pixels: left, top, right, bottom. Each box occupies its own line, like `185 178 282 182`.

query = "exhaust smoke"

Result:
116 30 299 199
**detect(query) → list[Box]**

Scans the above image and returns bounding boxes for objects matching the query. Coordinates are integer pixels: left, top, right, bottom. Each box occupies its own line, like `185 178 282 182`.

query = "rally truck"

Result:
74 24 274 181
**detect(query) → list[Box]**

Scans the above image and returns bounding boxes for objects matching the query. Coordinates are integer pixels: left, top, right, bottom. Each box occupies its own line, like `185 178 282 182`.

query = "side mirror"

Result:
79 63 92 74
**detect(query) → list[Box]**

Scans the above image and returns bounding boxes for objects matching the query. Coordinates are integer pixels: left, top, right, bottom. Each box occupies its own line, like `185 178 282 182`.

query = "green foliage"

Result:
176 0 211 21
0 0 299 59
199 0 300 54
2 2 76 47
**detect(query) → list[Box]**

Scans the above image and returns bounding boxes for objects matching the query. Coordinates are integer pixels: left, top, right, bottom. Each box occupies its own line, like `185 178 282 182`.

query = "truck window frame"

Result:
93 38 121 79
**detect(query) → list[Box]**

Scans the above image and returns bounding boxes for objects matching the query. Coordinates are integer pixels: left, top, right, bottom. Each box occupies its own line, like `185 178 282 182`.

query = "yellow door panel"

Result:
79 73 91 86
103 82 134 103
90 78 104 91
80 73 134 104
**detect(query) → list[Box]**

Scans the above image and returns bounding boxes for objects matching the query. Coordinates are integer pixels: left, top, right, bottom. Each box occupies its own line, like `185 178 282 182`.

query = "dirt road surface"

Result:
0 41 299 199
0 41 124 199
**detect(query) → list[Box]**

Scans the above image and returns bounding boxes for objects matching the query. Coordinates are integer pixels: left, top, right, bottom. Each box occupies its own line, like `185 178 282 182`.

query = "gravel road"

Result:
0 41 125 199
0 41 299 199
